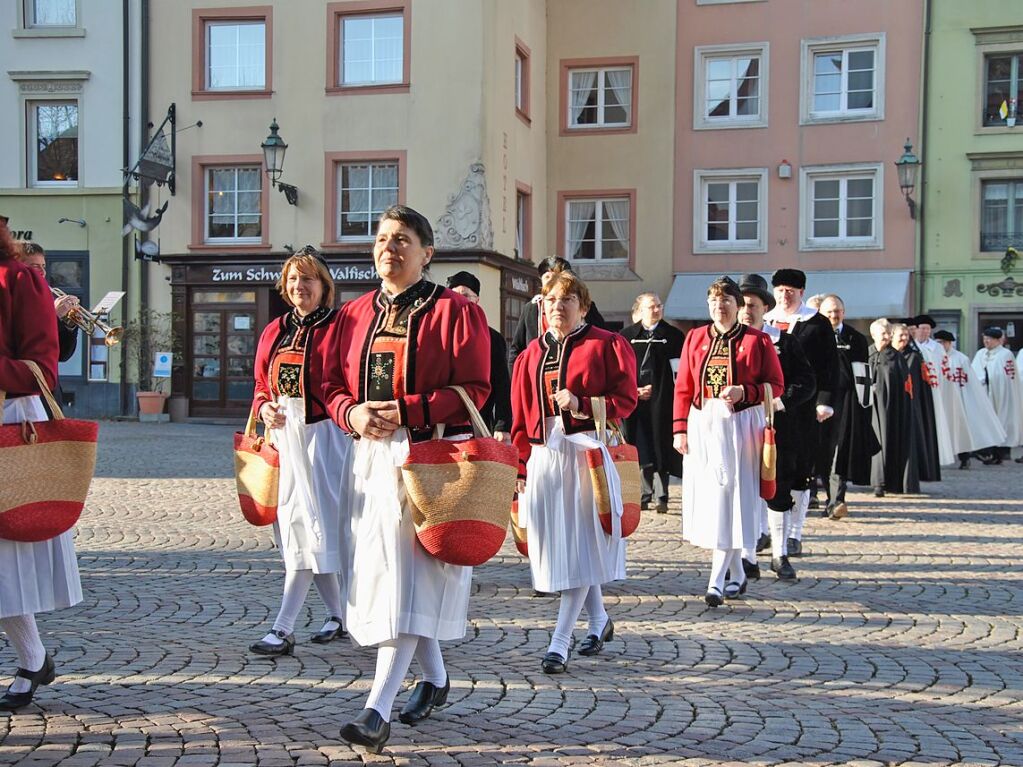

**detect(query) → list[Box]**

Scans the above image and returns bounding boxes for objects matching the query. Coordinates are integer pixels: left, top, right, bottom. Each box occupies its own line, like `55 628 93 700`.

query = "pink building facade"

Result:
667 0 926 320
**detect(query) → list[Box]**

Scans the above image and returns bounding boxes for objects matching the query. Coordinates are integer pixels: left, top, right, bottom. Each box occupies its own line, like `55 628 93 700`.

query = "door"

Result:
190 289 257 417
977 311 1023 354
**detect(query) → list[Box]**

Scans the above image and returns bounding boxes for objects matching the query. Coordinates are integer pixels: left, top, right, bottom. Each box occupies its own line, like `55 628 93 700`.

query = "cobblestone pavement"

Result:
1 422 1022 766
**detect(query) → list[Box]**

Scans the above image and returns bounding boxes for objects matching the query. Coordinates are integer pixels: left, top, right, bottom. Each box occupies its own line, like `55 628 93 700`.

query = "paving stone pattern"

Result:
1 422 1022 766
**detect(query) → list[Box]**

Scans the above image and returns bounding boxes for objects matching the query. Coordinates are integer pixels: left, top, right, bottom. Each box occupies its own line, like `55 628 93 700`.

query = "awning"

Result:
664 270 912 320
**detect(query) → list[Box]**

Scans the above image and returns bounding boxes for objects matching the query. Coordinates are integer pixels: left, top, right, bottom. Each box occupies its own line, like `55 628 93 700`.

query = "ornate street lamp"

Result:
261 118 298 206
895 138 921 220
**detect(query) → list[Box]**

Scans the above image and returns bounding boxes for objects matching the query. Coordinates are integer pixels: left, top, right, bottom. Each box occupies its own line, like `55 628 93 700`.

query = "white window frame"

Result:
204 19 267 91
515 49 527 115
693 43 769 130
204 166 262 244
340 12 405 87
336 161 400 241
799 163 883 251
566 66 633 130
800 33 885 125
692 168 768 254
28 99 80 188
564 197 631 263
979 177 1023 252
25 0 77 27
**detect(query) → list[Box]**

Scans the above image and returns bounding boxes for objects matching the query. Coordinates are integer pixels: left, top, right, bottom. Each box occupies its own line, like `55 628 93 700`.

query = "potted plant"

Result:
122 309 178 421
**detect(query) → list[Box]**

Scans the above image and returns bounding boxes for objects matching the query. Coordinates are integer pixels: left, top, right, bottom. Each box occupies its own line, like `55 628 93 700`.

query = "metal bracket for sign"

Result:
124 103 202 196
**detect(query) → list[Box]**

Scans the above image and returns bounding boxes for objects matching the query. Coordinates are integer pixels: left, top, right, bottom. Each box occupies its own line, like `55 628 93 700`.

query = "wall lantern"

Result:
895 138 921 219
261 118 298 206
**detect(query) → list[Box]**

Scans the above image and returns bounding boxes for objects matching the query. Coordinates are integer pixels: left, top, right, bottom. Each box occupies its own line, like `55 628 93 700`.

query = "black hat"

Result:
446 270 481 296
709 275 744 305
771 268 806 290
983 326 1005 339
537 256 572 277
913 314 936 328
933 330 955 342
737 273 776 310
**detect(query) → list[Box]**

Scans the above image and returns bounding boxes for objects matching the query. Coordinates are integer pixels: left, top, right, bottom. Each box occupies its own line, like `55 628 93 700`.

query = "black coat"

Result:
902 343 941 482
772 332 818 484
870 345 920 494
509 298 606 365
483 326 512 432
788 312 839 408
820 324 880 485
620 321 684 477
58 321 78 363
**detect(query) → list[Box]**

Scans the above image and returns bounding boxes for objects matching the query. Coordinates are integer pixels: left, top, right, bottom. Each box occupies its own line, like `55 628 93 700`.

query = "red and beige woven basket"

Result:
233 409 280 526
585 396 642 538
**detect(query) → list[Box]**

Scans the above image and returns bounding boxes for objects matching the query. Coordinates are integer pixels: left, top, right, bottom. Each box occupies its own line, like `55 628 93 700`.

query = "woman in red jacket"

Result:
322 205 490 754
673 276 783 607
511 271 637 674
0 219 76 711
247 248 351 657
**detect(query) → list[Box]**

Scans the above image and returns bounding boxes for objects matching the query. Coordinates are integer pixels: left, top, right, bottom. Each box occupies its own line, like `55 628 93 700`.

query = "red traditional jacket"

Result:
321 282 491 434
252 307 337 424
511 324 638 479
0 259 58 396
672 323 784 435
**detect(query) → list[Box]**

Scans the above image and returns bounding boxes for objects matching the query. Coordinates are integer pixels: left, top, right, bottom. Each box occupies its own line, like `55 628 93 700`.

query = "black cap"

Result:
913 314 936 328
446 270 481 296
983 326 1005 339
933 330 955 342
737 273 776 310
771 268 806 290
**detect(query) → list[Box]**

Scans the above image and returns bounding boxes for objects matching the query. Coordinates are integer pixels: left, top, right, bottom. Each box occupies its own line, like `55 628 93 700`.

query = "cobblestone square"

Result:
1 422 1021 766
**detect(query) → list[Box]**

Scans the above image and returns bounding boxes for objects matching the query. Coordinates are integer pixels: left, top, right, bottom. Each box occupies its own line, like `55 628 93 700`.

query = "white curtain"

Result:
604 69 632 123
568 201 595 258
602 200 630 257
570 71 598 125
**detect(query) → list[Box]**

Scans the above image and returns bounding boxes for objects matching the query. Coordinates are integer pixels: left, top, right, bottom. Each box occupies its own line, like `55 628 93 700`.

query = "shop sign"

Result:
192 263 377 284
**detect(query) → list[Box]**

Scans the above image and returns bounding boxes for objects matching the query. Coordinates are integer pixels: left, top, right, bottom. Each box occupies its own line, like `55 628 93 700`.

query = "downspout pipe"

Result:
120 0 130 415
918 0 932 314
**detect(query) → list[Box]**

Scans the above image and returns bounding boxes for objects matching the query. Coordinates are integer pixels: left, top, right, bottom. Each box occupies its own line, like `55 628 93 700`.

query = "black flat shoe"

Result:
787 538 803 557
755 533 771 553
249 630 295 656
398 676 450 724
704 587 723 607
741 558 761 580
541 651 568 674
655 500 668 514
959 458 970 469
808 496 821 509
724 580 747 599
340 708 390 754
578 619 614 656
873 487 885 497
771 555 797 580
310 616 346 644
0 653 55 711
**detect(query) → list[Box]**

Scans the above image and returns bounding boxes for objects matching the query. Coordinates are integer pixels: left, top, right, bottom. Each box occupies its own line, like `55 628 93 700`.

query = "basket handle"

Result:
447 385 492 439
245 403 276 447
763 382 774 428
0 360 64 419
590 396 624 445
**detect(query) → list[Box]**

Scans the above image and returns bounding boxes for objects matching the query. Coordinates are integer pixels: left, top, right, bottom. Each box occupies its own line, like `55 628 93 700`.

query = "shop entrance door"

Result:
190 289 257 417
977 311 1023 354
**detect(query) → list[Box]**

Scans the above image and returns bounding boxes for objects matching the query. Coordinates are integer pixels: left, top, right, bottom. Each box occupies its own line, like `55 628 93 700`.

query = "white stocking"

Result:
0 614 46 694
727 549 745 586
769 510 788 557
365 634 418 718
548 586 587 658
312 573 344 629
267 568 315 641
583 585 608 636
789 489 810 541
413 638 447 687
709 549 730 593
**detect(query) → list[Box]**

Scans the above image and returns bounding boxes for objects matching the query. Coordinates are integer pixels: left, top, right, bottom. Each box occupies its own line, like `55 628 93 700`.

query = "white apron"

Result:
270 396 351 575
520 417 627 593
682 399 764 551
0 396 83 618
345 430 472 647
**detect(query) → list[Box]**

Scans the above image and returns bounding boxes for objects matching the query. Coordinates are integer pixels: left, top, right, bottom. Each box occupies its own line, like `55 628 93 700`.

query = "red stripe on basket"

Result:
416 519 507 566
405 439 518 467
234 433 281 467
0 501 82 542
238 494 278 526
599 503 641 538
0 420 98 448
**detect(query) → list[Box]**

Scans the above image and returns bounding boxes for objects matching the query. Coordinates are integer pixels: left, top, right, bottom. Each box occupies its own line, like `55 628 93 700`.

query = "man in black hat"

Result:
446 271 512 440
737 273 816 580
508 256 606 365
971 326 1021 464
620 292 684 513
763 268 838 556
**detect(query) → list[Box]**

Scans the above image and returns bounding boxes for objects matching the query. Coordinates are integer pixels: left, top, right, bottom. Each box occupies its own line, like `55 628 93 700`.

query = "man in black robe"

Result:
817 295 881 520
869 319 920 495
509 256 605 365
446 271 512 438
738 274 816 580
620 292 683 513
891 322 940 482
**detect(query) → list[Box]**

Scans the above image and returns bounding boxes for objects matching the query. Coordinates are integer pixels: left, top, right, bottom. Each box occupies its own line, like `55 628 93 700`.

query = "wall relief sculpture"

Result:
434 163 494 250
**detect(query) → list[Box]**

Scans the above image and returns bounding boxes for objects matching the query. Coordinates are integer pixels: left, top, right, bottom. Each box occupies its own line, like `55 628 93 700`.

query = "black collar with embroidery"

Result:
710 321 744 341
377 278 434 308
541 322 589 349
289 305 333 329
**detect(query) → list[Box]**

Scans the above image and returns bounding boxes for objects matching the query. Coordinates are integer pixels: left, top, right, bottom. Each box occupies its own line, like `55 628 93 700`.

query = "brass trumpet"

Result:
51 287 123 346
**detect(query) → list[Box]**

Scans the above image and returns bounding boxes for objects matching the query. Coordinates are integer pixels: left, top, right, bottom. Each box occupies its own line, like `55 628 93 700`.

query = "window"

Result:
567 66 633 130
337 161 399 240
341 13 403 86
89 328 109 382
192 7 272 99
565 198 631 261
48 254 86 378
515 184 531 260
30 101 78 187
981 180 1023 251
983 53 1023 127
694 169 767 252
27 0 76 26
694 44 768 129
800 164 883 250
205 167 262 242
206 21 265 90
515 38 531 122
801 35 884 124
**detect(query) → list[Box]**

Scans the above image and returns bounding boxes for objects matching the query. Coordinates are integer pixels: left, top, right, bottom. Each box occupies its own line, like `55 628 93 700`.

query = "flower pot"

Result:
137 391 168 420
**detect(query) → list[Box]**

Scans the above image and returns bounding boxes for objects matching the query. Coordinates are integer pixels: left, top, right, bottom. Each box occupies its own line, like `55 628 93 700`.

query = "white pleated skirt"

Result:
0 396 83 619
270 397 351 575
681 400 765 551
344 432 472 647
521 419 627 593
